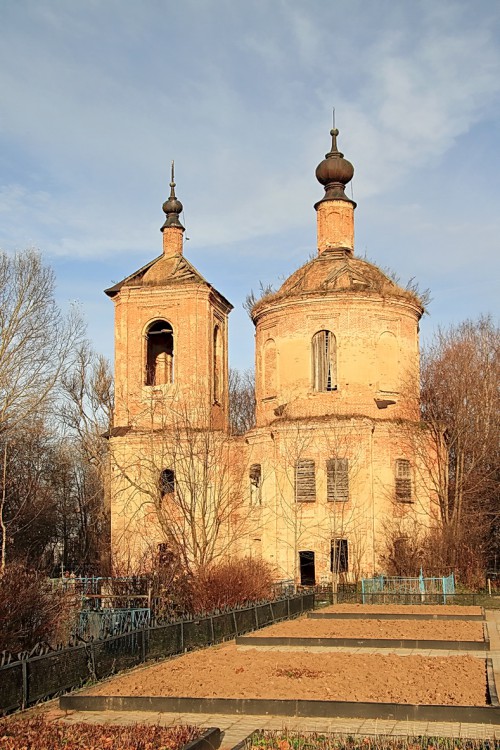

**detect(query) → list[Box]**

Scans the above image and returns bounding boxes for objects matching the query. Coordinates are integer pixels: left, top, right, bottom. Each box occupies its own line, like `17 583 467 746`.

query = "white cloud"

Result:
0 0 499 278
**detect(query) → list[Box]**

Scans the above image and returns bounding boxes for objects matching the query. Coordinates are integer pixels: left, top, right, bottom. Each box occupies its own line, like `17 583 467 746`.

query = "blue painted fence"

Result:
361 571 455 604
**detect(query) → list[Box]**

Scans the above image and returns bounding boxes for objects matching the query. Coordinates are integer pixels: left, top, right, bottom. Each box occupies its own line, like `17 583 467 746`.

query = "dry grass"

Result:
246 730 496 750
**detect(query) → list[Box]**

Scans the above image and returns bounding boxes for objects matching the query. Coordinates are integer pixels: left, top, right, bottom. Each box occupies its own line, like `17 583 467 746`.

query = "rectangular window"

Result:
326 458 349 501
249 463 262 505
330 539 348 573
295 459 316 502
395 459 412 502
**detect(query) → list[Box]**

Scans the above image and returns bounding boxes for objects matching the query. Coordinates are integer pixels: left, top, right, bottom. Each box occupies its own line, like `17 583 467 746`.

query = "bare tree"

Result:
0 420 59 572
59 341 114 573
111 398 247 573
395 315 500 583
0 249 82 572
421 317 499 529
269 418 366 595
228 368 255 435
0 250 81 435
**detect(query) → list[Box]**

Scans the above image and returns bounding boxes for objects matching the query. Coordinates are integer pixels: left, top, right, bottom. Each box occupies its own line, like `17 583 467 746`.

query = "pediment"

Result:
141 254 205 286
321 261 370 291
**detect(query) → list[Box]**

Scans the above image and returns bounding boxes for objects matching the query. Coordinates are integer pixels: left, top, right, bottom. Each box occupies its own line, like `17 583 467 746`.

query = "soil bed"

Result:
248 617 484 641
85 642 488 706
319 604 482 615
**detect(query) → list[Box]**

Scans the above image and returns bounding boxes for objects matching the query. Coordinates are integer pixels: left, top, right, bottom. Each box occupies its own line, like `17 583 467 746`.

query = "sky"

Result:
0 0 499 371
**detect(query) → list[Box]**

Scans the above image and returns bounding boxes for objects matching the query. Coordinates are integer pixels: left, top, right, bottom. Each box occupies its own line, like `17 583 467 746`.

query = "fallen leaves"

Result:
0 717 203 750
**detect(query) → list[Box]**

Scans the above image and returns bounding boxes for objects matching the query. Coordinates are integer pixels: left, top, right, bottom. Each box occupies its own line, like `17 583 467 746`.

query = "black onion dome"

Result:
315 128 355 206
161 161 184 230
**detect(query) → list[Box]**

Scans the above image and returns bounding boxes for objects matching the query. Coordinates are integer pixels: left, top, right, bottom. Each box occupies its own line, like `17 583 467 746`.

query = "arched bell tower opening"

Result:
145 319 174 386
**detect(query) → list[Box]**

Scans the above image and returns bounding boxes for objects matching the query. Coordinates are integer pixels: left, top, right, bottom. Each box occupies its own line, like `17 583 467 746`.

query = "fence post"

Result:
209 616 215 644
254 604 259 629
232 610 238 636
90 641 96 682
21 659 28 710
287 597 290 619
180 620 184 652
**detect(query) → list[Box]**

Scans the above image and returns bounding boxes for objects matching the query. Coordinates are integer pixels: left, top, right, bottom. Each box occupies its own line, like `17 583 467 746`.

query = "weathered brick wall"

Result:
113 284 229 432
254 292 421 427
240 417 436 582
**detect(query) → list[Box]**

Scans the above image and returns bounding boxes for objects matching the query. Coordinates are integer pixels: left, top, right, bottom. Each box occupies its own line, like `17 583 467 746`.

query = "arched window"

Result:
146 320 173 386
159 468 175 496
312 330 337 391
213 324 222 403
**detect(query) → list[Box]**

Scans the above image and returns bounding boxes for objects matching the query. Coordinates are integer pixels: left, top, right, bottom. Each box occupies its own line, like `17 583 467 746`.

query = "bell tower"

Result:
106 164 232 433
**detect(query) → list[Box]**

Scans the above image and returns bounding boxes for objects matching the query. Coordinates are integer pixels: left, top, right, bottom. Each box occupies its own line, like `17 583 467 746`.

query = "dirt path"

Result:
85 643 487 706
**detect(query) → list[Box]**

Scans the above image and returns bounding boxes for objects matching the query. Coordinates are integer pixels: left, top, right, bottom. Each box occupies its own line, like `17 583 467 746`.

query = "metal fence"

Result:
299 582 481 607
361 572 455 604
0 592 315 715
76 608 152 640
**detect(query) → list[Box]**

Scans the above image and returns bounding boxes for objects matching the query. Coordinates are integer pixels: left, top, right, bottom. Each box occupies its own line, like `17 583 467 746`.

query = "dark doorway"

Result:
299 550 315 586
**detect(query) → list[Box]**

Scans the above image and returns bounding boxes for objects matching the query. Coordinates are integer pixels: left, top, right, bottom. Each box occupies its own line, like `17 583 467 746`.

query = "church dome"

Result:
315 128 355 205
251 250 424 321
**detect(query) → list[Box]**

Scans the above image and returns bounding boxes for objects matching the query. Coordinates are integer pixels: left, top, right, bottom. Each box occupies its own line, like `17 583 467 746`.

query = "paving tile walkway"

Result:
486 609 500 690
45 707 500 746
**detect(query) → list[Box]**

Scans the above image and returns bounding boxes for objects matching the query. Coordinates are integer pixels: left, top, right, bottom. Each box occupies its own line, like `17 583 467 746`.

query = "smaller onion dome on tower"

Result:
161 161 184 230
315 128 356 207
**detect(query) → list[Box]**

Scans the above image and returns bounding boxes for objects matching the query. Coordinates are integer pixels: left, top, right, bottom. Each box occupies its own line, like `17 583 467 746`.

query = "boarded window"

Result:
327 458 349 501
395 459 412 502
330 538 348 573
312 330 337 391
160 468 175 495
146 320 173 385
249 463 262 505
295 459 316 502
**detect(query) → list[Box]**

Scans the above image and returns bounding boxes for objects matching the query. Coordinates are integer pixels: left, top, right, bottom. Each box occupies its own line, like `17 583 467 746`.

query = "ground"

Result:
250 617 483 641
318 604 481 614
84 604 488 706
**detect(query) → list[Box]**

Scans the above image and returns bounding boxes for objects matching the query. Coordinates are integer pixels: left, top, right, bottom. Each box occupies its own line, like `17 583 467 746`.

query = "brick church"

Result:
105 125 437 583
